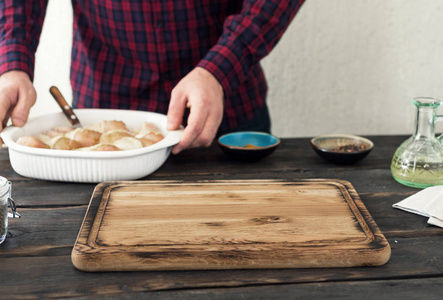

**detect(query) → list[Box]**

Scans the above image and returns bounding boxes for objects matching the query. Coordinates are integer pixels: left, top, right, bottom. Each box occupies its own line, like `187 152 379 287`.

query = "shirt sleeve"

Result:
197 0 305 96
0 0 48 80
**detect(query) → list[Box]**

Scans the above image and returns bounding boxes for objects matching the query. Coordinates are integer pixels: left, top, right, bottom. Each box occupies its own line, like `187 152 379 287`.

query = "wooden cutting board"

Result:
71 179 391 272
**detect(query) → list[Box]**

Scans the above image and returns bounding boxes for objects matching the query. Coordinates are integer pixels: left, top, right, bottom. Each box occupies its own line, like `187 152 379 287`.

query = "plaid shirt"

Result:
0 0 304 132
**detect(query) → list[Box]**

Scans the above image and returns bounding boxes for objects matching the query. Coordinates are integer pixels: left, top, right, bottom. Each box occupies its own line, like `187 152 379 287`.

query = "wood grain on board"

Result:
71 179 391 271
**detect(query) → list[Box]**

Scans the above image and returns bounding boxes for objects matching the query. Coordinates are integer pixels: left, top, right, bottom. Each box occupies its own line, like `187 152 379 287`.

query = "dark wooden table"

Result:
1 136 442 299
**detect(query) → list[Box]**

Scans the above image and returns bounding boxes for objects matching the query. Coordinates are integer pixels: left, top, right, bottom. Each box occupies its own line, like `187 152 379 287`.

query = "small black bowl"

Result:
218 131 280 162
310 134 374 165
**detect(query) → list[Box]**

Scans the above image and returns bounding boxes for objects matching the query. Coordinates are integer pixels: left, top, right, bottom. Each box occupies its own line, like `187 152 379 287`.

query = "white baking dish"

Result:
0 109 183 183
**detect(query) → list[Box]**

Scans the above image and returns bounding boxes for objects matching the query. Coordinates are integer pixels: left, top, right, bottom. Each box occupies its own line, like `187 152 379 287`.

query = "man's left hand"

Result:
167 67 224 154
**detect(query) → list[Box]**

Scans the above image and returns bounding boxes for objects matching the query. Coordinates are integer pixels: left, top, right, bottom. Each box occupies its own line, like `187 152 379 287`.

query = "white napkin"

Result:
393 185 443 228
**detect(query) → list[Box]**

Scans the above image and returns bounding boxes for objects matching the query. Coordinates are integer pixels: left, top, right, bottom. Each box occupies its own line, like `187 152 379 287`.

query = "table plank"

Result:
1 135 442 299
2 232 443 299
89 278 443 300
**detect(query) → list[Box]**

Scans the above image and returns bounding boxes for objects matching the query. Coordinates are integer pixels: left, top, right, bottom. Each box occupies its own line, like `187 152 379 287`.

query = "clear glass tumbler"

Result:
0 176 20 244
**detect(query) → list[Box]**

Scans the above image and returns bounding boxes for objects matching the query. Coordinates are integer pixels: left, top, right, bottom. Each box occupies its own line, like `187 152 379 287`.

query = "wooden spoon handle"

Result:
49 86 81 127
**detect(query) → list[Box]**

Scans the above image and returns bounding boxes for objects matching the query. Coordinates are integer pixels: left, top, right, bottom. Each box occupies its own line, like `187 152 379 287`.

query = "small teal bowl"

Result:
218 131 280 162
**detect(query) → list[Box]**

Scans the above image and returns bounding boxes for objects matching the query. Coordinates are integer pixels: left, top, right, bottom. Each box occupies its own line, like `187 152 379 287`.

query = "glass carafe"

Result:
391 97 443 188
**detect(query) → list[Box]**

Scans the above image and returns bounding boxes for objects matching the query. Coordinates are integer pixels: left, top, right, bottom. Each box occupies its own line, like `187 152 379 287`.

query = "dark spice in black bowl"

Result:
333 144 367 153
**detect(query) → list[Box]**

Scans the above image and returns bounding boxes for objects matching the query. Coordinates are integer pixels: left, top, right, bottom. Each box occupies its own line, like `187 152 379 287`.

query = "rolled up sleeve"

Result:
0 0 48 80
197 0 305 95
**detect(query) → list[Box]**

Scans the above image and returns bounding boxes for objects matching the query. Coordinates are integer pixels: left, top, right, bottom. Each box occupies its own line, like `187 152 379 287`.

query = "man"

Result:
0 0 305 154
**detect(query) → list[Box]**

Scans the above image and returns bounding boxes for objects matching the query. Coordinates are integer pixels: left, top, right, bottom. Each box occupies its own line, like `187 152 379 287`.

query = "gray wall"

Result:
32 0 443 138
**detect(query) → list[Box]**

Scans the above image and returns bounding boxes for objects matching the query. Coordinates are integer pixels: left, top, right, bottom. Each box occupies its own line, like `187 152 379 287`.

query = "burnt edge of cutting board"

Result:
71 179 391 272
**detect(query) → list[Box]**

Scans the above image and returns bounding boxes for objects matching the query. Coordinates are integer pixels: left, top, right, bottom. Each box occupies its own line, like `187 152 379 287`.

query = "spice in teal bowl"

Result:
217 131 280 162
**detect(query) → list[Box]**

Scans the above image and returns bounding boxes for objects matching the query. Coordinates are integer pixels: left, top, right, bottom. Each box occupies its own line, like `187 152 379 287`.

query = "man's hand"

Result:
167 67 224 154
0 71 36 143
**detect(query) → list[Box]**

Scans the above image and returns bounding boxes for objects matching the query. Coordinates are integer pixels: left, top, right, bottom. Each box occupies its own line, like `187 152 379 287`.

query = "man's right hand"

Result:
0 70 36 144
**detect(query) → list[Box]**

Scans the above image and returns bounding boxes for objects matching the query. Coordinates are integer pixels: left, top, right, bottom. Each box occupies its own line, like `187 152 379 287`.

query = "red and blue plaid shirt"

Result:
0 0 304 133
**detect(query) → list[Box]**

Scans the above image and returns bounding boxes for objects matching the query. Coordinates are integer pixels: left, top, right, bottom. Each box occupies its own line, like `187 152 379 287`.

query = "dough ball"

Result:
37 134 52 146
16 136 49 149
44 130 64 139
65 128 101 147
135 122 161 137
54 126 75 134
77 143 122 151
139 132 164 146
88 120 129 133
91 144 122 151
50 136 82 150
99 130 133 144
113 137 143 150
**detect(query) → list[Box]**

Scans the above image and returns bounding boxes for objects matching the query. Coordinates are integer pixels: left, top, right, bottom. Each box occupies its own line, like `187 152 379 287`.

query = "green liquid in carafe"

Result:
391 153 443 188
